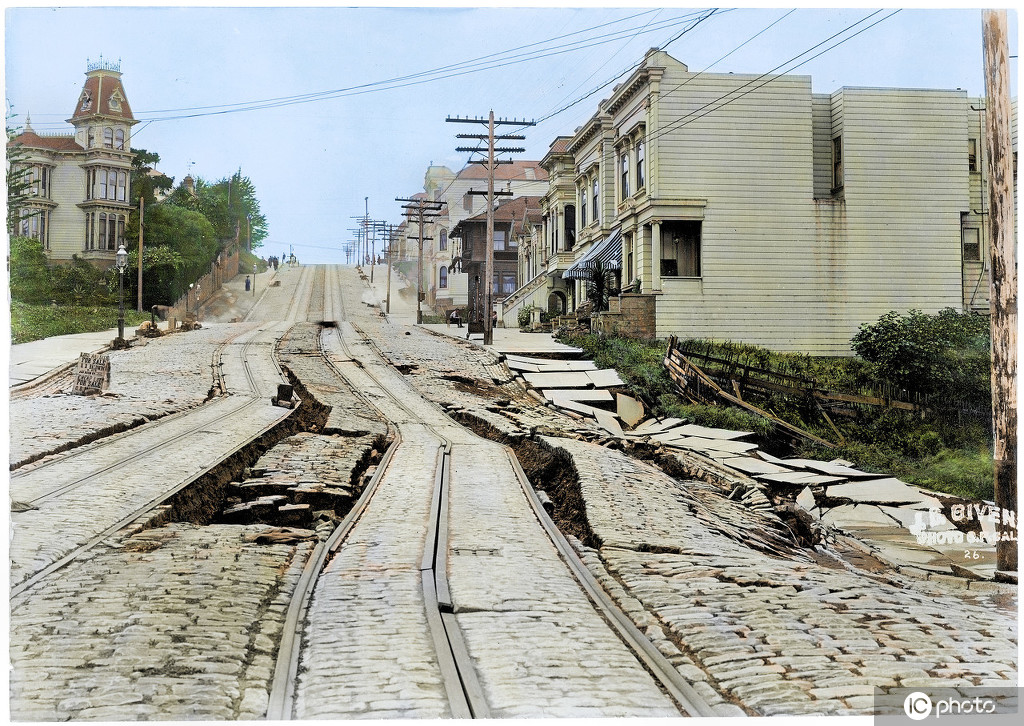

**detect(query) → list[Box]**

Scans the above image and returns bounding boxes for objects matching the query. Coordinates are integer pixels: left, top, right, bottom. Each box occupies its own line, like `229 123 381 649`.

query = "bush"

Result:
8 235 52 304
518 305 533 329
850 308 990 399
11 301 151 344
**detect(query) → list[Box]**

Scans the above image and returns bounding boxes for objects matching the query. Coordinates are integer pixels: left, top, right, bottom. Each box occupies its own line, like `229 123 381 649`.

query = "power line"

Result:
21 10 711 129
644 9 900 147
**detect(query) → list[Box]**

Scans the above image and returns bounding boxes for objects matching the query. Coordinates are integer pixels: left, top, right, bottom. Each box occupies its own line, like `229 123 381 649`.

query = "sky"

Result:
3 2 1019 264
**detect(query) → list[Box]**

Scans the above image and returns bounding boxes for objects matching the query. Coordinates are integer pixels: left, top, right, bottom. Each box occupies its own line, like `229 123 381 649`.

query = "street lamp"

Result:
253 263 258 296
195 283 201 322
115 244 128 341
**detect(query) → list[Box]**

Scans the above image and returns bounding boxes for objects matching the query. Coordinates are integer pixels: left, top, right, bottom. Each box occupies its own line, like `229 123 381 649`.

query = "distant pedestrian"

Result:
245 276 251 292
491 310 497 329
449 309 462 328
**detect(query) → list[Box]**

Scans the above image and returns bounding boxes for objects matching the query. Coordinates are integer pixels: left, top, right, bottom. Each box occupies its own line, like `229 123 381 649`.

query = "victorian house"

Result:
504 47 1014 355
9 59 137 266
401 160 547 314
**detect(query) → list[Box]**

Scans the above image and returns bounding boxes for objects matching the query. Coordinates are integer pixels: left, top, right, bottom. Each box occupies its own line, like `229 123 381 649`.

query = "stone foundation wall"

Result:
593 293 657 339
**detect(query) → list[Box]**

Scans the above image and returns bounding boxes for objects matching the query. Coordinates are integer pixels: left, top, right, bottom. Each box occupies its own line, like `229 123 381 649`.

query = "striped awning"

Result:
562 228 622 279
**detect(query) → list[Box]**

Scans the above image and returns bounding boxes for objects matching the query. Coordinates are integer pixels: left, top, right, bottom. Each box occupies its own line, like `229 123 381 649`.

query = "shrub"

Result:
517 305 533 329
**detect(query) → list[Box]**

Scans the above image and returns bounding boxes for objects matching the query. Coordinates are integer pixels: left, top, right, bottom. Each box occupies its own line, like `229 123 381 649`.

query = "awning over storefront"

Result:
562 228 622 279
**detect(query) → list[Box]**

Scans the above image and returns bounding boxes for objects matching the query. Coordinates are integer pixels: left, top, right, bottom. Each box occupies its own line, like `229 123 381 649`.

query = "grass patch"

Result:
11 301 152 344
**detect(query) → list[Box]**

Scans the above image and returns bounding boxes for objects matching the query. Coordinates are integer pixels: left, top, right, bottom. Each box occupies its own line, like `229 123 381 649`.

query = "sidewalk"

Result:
7 267 280 389
360 263 581 357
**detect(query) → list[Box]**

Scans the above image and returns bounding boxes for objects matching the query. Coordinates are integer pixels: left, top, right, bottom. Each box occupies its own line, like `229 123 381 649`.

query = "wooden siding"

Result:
811 94 833 198
48 156 87 261
652 70 832 352
650 76 976 355
836 88 969 342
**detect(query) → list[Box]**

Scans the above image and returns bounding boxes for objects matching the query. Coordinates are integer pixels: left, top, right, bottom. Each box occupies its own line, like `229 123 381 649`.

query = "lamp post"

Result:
253 263 258 296
195 283 201 322
115 244 128 341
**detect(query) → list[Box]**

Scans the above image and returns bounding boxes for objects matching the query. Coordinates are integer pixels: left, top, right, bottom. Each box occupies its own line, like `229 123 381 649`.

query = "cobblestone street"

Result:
7 264 1018 719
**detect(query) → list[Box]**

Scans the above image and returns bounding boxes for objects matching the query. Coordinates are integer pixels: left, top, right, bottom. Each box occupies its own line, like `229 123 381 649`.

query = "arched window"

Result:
107 170 118 200
636 140 645 189
87 127 95 148
115 129 125 150
117 171 127 201
103 128 114 148
439 266 448 289
439 229 448 251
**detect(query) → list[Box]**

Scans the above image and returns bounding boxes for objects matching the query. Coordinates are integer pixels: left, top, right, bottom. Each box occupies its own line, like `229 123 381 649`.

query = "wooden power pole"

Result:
395 196 443 324
447 112 534 345
982 9 1017 574
137 196 144 312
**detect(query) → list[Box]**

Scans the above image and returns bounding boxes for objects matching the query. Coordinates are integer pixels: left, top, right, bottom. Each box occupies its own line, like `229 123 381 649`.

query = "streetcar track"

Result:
10 328 268 506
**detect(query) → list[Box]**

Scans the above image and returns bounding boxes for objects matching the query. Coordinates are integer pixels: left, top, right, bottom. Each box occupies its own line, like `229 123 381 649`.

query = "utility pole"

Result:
395 196 443 324
447 112 534 345
982 10 1017 574
137 196 144 312
386 223 394 315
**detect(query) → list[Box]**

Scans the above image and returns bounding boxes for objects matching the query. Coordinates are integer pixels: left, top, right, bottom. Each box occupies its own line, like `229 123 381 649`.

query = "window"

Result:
493 229 507 250
968 138 978 172
439 266 448 288
963 227 981 262
115 129 125 150
87 127 95 147
98 171 108 200
832 136 843 190
103 128 114 148
592 177 599 222
117 171 127 201
636 140 645 190
502 273 516 294
621 151 630 199
19 208 49 248
99 212 108 250
85 213 93 250
580 186 587 227
563 204 576 251
662 221 702 277
439 229 447 251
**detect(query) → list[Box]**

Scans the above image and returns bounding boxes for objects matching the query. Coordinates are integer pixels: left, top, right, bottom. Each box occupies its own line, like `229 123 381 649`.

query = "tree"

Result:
168 172 267 250
586 260 618 313
8 235 51 303
6 106 38 235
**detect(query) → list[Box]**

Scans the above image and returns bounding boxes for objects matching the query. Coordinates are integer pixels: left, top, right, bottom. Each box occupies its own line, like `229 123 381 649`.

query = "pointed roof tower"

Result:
68 56 136 126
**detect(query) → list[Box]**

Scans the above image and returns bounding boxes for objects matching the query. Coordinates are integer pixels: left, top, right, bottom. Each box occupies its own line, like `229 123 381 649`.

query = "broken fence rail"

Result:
664 337 836 449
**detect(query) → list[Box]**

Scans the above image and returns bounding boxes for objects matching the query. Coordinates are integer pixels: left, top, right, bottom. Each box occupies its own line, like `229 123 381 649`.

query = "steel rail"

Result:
11 315 299 597
503 451 722 717
267 266 489 719
11 328 268 505
10 328 246 476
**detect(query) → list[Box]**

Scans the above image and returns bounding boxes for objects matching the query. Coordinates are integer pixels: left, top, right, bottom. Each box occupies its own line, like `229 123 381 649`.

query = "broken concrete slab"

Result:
717 456 792 476
522 371 594 388
586 369 626 388
780 458 879 478
670 437 760 456
880 506 957 533
632 417 686 434
756 471 846 486
595 409 624 438
674 423 755 441
542 389 614 403
504 359 542 373
821 504 902 529
796 486 816 511
548 396 602 418
616 393 646 428
826 478 933 505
